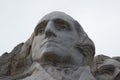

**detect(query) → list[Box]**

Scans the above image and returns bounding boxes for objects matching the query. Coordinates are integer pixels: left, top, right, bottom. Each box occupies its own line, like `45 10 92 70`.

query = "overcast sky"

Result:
0 0 120 57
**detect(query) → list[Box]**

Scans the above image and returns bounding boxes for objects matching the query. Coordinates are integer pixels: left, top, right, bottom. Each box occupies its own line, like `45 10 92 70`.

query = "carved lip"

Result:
40 40 58 48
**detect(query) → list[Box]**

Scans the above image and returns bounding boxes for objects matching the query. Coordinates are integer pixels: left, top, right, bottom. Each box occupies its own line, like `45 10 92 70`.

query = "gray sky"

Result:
0 0 120 57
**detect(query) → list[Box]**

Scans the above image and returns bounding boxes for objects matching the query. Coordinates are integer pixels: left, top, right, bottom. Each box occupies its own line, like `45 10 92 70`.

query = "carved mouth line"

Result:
40 40 58 48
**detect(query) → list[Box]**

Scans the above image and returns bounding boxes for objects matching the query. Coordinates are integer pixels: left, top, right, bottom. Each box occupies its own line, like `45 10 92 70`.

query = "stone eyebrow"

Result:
53 18 70 26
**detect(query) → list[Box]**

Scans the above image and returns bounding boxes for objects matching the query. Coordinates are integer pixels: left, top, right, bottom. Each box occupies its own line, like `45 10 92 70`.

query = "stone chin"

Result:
32 44 73 65
42 49 74 65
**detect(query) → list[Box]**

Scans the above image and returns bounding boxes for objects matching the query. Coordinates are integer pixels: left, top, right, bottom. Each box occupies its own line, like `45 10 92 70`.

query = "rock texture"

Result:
93 55 120 80
0 11 119 80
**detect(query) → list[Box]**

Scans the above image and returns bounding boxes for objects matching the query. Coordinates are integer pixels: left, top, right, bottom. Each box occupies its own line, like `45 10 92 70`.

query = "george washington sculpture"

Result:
0 11 95 80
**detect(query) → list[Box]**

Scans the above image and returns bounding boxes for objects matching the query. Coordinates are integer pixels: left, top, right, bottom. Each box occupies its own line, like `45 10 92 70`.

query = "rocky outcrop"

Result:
93 55 120 80
0 34 34 79
0 43 24 76
0 11 119 80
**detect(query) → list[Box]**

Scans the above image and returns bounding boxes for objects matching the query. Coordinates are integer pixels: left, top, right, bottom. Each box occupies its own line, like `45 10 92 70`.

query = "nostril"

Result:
45 30 56 38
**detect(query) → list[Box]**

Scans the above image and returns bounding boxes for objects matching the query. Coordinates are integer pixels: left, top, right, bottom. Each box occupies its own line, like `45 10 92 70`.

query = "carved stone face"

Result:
31 11 94 66
94 58 120 80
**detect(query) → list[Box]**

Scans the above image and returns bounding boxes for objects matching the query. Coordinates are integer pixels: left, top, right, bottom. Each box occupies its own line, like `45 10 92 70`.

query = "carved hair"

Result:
74 20 95 66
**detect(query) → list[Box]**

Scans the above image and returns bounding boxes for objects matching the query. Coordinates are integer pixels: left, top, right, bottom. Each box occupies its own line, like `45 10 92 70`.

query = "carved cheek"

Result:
32 37 39 50
32 35 43 49
32 39 37 50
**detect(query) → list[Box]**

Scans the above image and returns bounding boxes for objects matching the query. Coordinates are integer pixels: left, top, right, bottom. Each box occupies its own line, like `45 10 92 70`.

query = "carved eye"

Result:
39 27 45 34
58 24 68 30
95 65 115 75
102 69 113 75
54 19 70 31
35 21 48 35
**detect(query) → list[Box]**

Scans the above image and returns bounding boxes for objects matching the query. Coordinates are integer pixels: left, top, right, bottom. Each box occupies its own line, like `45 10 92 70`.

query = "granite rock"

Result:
0 11 99 80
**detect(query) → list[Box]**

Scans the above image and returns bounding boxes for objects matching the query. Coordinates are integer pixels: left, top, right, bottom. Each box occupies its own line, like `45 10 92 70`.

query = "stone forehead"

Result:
39 11 75 23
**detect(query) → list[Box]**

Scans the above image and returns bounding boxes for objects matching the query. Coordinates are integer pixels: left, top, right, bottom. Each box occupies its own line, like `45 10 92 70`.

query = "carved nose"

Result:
45 21 56 38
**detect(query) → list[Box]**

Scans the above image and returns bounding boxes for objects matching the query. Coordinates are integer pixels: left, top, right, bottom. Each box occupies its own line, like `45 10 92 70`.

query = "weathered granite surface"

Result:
0 11 119 80
93 55 120 80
